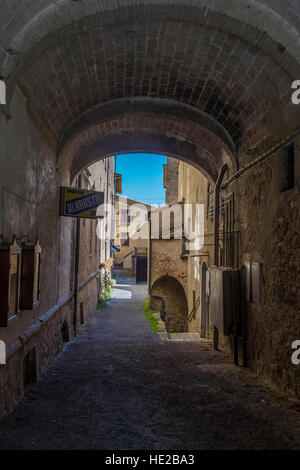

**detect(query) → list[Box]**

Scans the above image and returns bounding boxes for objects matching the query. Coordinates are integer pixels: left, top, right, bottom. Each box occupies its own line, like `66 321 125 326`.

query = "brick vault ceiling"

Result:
1 1 300 179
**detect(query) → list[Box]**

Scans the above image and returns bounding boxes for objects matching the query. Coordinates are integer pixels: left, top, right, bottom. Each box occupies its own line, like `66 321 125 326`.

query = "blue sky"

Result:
115 153 167 205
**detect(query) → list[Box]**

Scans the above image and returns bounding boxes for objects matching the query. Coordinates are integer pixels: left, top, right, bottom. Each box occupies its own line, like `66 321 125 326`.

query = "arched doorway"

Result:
151 275 188 333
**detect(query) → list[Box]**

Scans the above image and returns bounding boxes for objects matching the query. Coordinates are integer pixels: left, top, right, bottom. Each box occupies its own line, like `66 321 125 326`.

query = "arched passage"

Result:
58 101 235 185
151 275 188 333
0 0 299 421
57 97 236 184
0 0 298 187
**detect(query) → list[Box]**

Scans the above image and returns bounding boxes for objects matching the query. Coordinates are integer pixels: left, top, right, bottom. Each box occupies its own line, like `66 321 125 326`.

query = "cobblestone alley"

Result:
0 280 299 450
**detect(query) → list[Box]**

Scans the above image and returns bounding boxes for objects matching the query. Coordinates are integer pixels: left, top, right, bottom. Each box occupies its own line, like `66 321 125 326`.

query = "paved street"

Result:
0 280 299 450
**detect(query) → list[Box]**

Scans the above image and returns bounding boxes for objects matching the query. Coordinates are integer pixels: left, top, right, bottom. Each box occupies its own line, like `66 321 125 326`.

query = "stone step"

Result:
159 332 213 342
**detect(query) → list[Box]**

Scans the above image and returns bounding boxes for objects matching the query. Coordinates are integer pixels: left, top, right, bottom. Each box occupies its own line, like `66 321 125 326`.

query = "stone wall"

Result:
220 135 300 397
149 163 215 337
114 195 151 270
0 87 112 419
164 157 179 204
0 275 98 420
177 161 215 337
2 0 299 173
150 239 187 290
151 143 300 398
151 275 188 332
0 86 72 348
175 148 300 397
149 238 188 332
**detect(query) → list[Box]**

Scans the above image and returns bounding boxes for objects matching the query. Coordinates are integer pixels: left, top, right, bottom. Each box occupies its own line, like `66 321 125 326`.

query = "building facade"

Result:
149 144 300 397
0 120 116 419
0 0 299 417
114 195 151 282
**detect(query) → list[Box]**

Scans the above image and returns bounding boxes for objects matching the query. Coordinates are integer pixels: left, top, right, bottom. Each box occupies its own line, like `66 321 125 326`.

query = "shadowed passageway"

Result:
0 0 299 426
0 281 299 450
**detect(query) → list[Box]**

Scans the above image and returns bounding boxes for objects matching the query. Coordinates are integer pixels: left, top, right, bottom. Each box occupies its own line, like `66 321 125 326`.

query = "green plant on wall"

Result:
97 270 113 308
205 328 213 340
103 278 113 300
142 298 159 333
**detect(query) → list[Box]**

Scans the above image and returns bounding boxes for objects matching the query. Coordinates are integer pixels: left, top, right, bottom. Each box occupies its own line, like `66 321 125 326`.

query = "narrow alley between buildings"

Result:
0 275 299 451
0 1 300 452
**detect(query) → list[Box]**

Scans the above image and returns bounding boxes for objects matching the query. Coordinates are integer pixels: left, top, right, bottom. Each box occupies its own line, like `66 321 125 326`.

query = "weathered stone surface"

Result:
0 283 300 450
0 88 114 419
0 0 299 419
152 141 300 398
0 277 98 420
227 137 300 397
165 157 179 205
1 1 299 181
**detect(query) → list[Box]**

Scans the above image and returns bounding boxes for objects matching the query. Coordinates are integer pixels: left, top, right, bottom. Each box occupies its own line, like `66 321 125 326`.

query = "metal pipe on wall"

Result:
73 173 82 337
222 128 300 189
213 164 228 350
214 164 228 266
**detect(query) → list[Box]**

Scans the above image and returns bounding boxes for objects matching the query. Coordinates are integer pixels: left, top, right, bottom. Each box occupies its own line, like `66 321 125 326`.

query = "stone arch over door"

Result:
151 275 188 333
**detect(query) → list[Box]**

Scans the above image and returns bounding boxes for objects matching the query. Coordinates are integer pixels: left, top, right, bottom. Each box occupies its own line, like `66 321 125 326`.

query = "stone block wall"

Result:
149 238 188 332
219 136 300 397
155 146 300 397
0 275 98 420
0 87 109 419
164 157 179 205
150 239 188 290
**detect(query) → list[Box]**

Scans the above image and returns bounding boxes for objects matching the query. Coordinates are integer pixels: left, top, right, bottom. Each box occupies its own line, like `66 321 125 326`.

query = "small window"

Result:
9 253 20 319
0 240 21 326
121 233 129 246
20 241 41 310
115 173 122 194
279 143 295 192
61 320 70 343
120 209 129 225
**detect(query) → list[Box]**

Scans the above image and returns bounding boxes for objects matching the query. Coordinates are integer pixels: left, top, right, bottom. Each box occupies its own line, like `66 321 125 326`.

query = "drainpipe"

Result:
214 164 228 266
73 173 82 337
213 164 228 350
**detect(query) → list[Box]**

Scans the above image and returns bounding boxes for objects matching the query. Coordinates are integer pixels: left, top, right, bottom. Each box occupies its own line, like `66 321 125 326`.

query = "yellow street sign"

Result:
60 187 104 219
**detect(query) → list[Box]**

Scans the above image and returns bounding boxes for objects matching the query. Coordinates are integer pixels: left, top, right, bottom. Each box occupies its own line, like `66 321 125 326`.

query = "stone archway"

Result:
0 0 299 410
151 275 188 333
1 0 299 187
